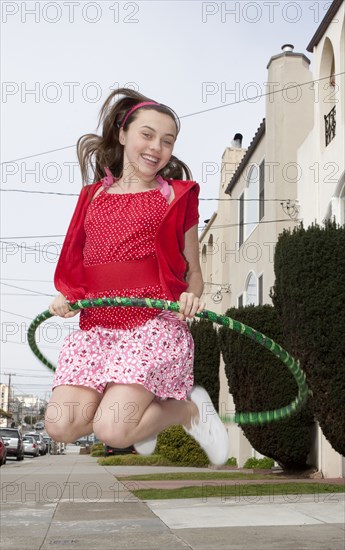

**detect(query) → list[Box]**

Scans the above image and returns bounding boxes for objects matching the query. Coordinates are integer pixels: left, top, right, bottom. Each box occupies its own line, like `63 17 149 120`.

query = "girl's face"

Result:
119 109 177 182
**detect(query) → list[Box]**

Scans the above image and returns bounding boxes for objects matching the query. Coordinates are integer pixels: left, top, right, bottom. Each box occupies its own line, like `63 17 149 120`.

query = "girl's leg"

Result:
45 385 103 443
93 383 195 448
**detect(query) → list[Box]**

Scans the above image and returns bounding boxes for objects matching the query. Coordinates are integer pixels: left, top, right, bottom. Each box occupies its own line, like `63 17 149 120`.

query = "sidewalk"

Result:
1 447 344 550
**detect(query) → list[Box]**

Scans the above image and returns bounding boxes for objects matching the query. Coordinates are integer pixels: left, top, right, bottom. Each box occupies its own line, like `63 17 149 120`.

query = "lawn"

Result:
131 482 345 500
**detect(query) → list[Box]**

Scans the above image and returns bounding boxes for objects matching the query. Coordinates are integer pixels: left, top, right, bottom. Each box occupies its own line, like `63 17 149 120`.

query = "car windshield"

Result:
23 437 34 442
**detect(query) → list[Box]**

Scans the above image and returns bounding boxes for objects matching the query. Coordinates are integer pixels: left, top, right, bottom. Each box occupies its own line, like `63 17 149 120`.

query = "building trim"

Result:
266 51 310 70
306 0 343 52
225 120 266 196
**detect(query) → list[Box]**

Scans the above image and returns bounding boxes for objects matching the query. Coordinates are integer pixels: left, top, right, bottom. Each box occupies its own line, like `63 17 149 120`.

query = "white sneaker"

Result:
184 386 229 465
133 435 157 455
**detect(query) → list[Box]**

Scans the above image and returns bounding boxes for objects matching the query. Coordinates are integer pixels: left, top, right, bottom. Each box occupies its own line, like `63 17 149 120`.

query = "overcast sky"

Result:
1 1 328 399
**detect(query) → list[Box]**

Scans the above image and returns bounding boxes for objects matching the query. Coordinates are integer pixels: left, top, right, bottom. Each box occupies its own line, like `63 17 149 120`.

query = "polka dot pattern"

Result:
81 187 169 331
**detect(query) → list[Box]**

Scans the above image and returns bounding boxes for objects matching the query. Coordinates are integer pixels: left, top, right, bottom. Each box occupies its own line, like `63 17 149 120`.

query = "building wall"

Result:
296 3 345 478
298 2 345 226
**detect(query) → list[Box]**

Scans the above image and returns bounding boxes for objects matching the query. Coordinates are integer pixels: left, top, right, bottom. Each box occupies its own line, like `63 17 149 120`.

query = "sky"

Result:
1 0 330 399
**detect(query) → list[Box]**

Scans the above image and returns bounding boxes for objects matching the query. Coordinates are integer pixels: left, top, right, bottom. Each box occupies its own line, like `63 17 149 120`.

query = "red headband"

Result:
120 101 159 128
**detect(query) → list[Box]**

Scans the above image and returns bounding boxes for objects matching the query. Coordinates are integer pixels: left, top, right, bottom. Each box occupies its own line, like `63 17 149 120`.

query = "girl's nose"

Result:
149 138 161 151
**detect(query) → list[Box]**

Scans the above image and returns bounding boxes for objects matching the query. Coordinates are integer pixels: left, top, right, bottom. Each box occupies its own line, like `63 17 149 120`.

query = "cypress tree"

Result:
218 305 313 469
272 222 345 455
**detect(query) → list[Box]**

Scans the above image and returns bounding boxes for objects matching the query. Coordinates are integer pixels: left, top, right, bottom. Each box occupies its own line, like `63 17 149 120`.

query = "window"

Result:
246 273 257 306
258 274 263 305
245 164 259 237
238 294 243 308
259 161 265 220
239 193 244 247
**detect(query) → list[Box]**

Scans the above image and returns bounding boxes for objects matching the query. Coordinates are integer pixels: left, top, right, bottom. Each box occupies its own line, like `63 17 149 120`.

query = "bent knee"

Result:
45 418 85 443
93 423 134 449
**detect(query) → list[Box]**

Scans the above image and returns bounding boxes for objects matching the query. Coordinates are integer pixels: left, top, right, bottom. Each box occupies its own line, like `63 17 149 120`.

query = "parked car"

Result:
103 445 136 457
0 428 24 461
26 432 47 455
0 435 8 466
23 435 40 457
74 435 95 446
34 421 45 431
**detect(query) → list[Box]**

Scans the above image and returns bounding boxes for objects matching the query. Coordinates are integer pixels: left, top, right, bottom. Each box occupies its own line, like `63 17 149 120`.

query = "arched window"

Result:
320 38 336 147
246 272 257 306
202 244 207 264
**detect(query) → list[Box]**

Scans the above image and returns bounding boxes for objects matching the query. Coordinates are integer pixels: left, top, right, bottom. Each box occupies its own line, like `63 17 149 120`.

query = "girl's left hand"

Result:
177 292 206 320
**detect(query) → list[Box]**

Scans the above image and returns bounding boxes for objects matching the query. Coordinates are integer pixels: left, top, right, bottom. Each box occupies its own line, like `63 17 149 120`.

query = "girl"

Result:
45 89 229 465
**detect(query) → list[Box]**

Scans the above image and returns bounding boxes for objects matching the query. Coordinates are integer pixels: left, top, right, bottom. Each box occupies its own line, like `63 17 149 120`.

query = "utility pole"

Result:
3 373 16 427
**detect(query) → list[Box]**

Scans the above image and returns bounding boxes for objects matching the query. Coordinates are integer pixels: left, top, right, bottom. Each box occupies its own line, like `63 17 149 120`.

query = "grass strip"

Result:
119 472 278 481
132 483 345 500
98 454 177 466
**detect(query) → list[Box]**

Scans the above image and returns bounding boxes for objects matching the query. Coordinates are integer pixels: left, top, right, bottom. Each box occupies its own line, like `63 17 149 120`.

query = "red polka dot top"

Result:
80 183 170 331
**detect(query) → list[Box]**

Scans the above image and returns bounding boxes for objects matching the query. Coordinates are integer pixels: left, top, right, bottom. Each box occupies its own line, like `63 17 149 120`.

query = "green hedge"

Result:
272 222 345 455
189 318 220 408
156 425 209 467
218 305 313 469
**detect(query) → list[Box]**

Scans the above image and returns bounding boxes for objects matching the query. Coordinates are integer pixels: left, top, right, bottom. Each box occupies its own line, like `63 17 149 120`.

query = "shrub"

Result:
189 318 220 408
90 443 104 457
218 305 313 469
156 425 209 467
243 457 274 469
272 222 345 455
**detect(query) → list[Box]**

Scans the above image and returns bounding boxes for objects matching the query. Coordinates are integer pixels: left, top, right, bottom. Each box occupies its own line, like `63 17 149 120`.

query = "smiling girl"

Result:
45 89 229 465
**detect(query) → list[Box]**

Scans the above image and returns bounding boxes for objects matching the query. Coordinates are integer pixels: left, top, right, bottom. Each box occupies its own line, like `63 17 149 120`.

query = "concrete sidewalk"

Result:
0 448 344 550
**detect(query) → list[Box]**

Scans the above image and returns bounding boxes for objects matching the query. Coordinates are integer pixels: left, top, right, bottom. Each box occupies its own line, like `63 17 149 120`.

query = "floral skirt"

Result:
53 312 194 400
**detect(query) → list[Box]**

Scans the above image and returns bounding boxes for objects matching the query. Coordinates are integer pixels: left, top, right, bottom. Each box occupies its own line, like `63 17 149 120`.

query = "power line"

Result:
179 72 345 120
0 309 34 321
0 189 79 196
0 218 298 255
0 282 55 297
0 188 290 203
198 218 297 230
0 278 53 283
0 235 64 240
0 241 59 259
1 73 343 165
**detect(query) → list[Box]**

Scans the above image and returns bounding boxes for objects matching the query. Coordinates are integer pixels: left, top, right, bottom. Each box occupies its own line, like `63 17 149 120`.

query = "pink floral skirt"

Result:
53 312 194 400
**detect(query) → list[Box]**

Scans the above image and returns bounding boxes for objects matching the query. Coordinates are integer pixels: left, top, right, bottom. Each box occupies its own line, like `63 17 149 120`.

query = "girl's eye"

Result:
143 133 151 138
164 140 173 146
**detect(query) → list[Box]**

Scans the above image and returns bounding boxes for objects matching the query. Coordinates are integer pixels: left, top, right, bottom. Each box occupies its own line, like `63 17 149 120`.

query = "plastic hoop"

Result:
27 297 310 425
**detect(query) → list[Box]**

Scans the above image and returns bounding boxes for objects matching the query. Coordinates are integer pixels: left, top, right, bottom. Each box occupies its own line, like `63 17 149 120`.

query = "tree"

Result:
271 222 345 455
218 305 313 469
189 318 220 408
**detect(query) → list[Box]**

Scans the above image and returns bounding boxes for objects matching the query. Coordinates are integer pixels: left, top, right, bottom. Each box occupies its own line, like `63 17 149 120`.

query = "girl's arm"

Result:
179 224 205 318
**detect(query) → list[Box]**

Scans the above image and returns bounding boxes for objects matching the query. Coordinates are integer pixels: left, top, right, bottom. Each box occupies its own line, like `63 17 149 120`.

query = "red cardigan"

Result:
54 179 200 302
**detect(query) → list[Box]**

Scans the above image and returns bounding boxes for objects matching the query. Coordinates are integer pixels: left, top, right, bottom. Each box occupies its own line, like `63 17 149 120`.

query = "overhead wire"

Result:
1 72 343 165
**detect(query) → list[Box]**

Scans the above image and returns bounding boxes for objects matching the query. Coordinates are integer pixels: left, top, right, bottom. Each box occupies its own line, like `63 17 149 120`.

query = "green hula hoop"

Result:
27 296 310 425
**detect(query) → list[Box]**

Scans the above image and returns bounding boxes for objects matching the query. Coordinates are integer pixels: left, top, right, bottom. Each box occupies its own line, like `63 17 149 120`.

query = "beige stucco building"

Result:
200 0 344 477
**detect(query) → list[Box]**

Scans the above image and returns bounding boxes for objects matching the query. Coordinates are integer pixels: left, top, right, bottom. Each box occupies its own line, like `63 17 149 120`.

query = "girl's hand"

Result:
49 293 80 318
177 292 206 320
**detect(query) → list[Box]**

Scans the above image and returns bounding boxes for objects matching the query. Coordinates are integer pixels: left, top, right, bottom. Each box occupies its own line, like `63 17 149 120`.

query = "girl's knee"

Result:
93 422 134 448
45 417 83 443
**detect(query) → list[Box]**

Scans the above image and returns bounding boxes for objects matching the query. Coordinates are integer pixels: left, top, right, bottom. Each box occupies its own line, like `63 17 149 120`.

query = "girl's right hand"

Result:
49 293 80 318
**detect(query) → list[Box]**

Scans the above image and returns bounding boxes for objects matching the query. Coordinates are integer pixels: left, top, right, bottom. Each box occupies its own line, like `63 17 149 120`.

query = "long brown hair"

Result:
77 88 192 184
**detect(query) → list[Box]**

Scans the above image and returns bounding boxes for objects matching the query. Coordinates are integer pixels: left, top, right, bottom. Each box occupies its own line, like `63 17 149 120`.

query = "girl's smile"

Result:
120 109 177 185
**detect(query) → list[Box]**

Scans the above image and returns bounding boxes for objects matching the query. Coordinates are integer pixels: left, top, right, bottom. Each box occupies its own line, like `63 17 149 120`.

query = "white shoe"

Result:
133 435 157 455
184 386 229 465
